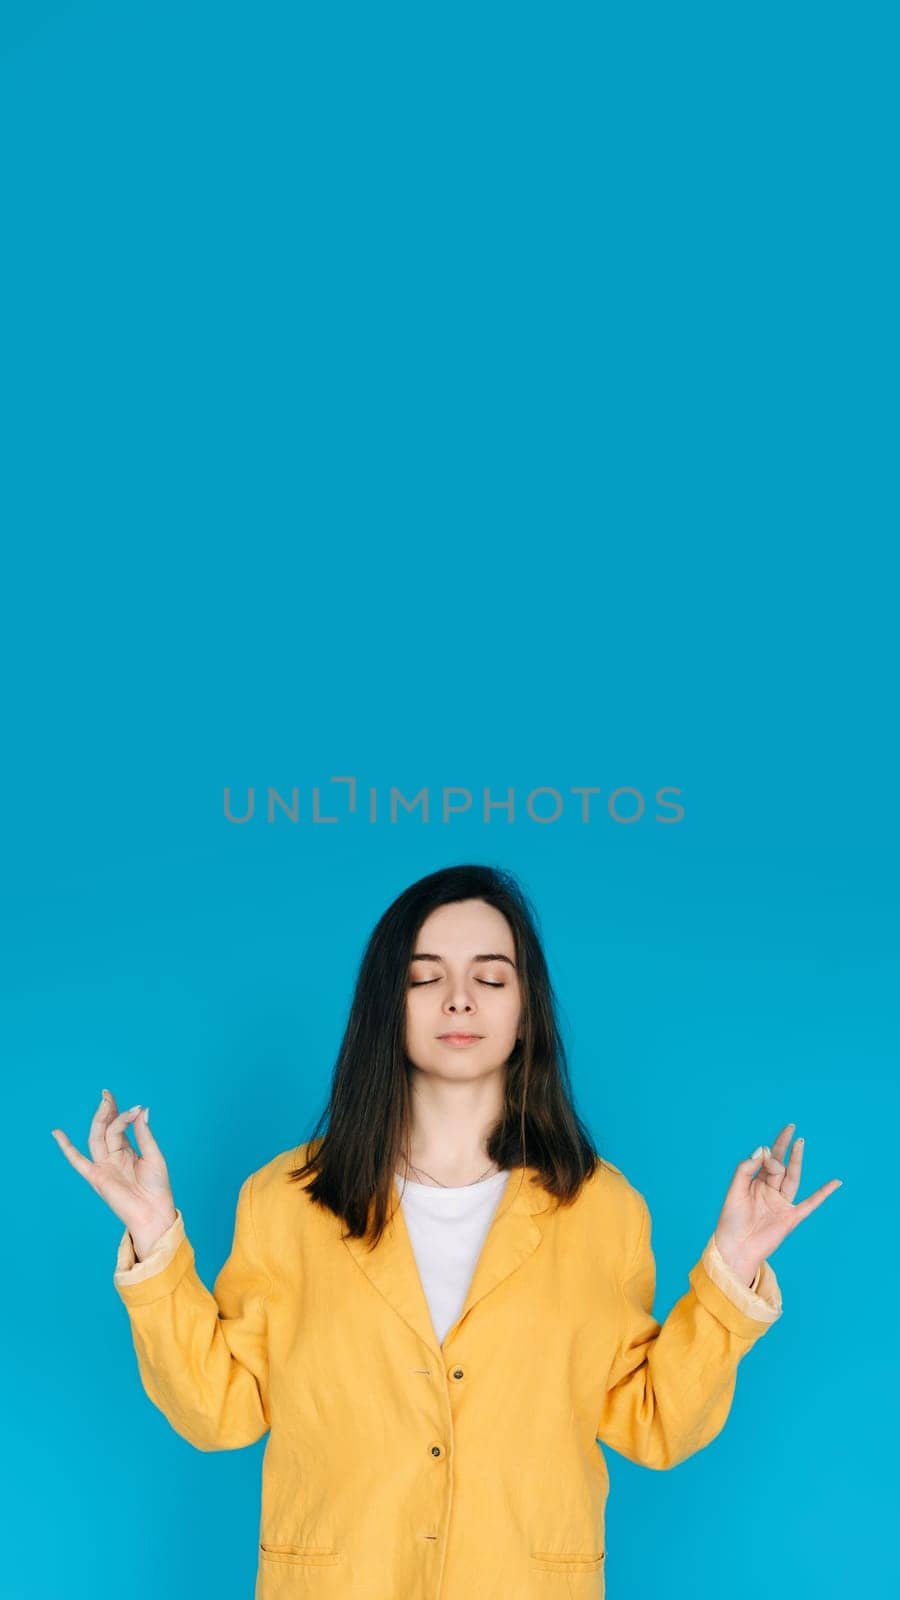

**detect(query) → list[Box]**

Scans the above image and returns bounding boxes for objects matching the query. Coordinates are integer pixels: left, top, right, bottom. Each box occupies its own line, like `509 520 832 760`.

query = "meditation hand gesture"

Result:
51 1089 178 1260
714 1122 842 1284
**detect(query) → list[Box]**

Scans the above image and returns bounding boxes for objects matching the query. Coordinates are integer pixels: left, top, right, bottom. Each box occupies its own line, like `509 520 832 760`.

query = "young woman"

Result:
52 863 840 1598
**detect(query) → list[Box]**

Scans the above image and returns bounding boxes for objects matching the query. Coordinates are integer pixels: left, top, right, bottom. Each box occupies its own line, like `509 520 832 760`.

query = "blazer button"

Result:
450 1367 464 1381
430 1444 444 1458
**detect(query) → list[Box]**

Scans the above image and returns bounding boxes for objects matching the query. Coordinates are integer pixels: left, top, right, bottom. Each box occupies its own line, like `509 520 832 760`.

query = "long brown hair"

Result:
287 863 603 1247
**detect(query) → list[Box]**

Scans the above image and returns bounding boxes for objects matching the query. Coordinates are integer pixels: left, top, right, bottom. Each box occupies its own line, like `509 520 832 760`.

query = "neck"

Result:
400 1065 507 1185
395 1150 501 1186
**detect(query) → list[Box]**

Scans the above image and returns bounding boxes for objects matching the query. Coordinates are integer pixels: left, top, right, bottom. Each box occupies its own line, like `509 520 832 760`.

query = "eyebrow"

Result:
410 952 517 968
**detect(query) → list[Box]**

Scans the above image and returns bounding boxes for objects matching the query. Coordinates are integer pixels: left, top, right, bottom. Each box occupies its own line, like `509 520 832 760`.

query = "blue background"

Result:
3 1 896 1594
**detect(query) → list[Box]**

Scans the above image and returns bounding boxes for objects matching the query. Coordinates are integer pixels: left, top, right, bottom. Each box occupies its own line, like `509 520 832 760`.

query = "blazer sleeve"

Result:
595 1192 782 1470
114 1209 186 1284
700 1232 781 1321
113 1172 272 1452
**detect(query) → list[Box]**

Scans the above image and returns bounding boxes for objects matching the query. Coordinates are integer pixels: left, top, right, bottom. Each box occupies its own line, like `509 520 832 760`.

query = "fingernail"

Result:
750 1145 763 1159
144 1106 150 1124
129 1103 141 1114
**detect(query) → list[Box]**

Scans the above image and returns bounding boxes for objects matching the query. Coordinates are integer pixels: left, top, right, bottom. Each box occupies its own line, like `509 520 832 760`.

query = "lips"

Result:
438 1033 482 1042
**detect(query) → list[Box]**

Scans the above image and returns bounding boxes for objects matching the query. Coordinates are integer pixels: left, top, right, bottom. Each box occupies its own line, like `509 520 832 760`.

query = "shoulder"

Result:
243 1140 321 1214
574 1155 649 1245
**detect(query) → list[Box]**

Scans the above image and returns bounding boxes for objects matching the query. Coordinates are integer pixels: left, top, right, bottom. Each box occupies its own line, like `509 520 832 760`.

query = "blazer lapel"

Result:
342 1165 550 1359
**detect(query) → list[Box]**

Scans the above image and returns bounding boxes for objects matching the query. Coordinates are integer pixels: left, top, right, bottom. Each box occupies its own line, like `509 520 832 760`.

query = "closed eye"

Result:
409 979 505 987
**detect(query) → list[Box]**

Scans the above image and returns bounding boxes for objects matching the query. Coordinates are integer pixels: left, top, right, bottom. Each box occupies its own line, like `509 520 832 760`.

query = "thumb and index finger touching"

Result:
729 1134 842 1222
51 1088 160 1190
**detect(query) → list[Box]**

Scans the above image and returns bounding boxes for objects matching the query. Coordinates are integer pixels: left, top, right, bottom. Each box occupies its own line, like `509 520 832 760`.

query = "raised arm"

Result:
113 1171 272 1451
52 1089 272 1452
595 1191 782 1470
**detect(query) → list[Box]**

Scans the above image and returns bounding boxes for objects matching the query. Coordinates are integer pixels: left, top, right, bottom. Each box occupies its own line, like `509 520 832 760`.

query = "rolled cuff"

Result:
699 1232 782 1325
114 1209 186 1286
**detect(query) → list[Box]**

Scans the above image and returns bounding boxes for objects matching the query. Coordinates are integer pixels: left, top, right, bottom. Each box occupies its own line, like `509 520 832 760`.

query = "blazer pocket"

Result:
530 1550 605 1573
259 1543 343 1566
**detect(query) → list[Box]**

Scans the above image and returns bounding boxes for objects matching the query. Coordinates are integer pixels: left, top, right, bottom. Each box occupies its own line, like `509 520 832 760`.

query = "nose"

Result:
444 988 476 1015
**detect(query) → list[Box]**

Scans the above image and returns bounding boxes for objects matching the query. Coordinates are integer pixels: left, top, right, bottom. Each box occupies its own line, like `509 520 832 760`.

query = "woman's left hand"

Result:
713 1124 842 1284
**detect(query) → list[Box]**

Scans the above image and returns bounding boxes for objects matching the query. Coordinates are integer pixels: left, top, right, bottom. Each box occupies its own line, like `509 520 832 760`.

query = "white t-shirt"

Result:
394 1168 511 1346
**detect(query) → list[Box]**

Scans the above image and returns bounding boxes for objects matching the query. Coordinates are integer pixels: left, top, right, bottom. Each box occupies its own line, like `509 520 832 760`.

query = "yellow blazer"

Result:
113 1141 782 1598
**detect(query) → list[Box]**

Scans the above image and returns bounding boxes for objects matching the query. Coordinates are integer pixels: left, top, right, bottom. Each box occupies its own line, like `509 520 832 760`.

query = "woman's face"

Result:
404 898 523 1077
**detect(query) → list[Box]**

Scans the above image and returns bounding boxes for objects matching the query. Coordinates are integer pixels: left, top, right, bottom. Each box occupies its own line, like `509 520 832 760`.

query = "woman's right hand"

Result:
51 1090 178 1256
